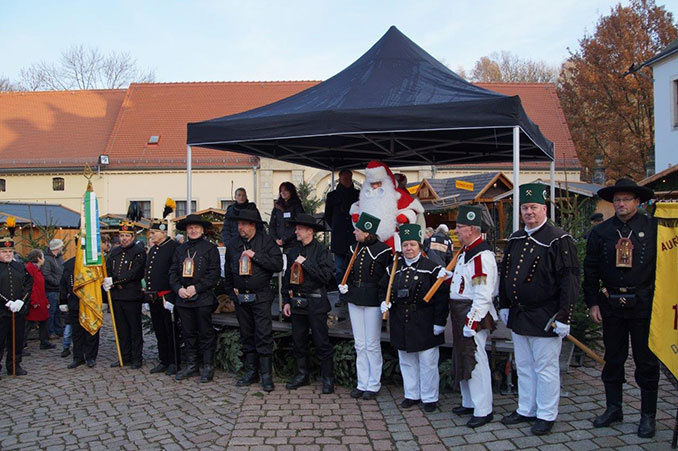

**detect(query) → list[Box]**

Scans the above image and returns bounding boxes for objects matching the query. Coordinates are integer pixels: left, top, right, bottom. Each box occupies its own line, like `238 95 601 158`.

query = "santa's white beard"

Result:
359 184 398 240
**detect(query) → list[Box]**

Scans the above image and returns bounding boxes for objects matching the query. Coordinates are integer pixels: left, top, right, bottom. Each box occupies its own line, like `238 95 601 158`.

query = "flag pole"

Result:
101 253 124 367
82 167 123 367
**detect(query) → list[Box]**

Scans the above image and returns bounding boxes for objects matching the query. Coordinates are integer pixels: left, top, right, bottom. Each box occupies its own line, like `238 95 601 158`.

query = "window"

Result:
220 200 234 210
673 80 678 129
129 200 151 219
176 200 197 217
52 177 65 191
0 179 5 192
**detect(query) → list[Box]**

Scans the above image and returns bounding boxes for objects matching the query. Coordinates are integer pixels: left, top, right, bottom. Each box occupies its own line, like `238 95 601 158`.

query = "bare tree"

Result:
469 51 560 83
19 44 155 91
0 77 18 92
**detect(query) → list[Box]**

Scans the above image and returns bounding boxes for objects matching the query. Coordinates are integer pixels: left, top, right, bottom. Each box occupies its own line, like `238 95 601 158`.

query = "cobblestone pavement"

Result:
2 316 676 450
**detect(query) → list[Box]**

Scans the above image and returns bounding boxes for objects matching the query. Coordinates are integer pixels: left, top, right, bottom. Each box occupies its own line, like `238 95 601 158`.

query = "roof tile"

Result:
1 81 578 170
0 90 125 168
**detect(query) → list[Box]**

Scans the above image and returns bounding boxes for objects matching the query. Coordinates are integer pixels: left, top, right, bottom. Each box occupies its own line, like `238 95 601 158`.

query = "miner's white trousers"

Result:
348 303 383 392
512 332 562 421
398 347 439 403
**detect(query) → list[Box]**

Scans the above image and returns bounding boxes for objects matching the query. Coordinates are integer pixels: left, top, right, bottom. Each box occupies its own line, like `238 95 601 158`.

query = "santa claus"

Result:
350 161 424 249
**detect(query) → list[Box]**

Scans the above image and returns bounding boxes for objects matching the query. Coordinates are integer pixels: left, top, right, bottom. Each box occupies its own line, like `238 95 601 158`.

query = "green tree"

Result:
297 180 323 215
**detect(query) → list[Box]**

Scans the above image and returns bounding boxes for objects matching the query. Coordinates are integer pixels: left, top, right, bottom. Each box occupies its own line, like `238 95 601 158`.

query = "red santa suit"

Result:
350 161 423 250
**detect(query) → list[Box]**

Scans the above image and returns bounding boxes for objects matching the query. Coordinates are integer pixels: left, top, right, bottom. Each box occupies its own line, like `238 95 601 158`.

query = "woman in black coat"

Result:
380 223 448 413
269 182 305 251
221 188 260 247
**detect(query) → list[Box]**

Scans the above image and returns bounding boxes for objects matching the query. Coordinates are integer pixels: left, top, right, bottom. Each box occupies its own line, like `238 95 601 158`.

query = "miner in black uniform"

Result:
380 223 449 413
0 231 32 376
224 208 283 392
498 184 579 435
583 178 659 438
60 256 100 369
338 212 391 400
145 218 180 376
104 220 146 369
282 213 335 394
169 214 221 383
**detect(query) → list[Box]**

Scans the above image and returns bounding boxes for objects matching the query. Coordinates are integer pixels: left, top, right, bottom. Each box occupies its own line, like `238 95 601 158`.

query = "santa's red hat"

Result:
365 161 396 186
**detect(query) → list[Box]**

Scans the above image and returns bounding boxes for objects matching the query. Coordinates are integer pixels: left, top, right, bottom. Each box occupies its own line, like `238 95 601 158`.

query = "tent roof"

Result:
0 202 80 228
188 26 554 171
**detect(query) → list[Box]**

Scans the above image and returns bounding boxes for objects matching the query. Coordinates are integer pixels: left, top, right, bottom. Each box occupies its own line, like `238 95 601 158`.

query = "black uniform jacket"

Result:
169 236 221 308
283 238 334 315
0 260 33 317
381 255 448 352
224 231 283 304
324 183 359 256
270 198 305 248
145 237 179 302
59 257 79 312
106 241 146 302
221 201 262 247
583 212 657 319
345 239 392 307
499 222 579 337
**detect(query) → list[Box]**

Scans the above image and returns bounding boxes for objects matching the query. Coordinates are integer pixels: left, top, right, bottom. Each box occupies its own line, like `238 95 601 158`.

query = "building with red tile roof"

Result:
0 89 125 169
103 81 316 169
0 81 580 223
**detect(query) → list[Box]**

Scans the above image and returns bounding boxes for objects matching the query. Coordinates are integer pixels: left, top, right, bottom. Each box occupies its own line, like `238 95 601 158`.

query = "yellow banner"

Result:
73 242 104 335
649 203 678 380
455 180 474 191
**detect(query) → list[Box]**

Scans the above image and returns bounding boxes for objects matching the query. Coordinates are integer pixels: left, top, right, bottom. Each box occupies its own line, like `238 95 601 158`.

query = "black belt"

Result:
294 291 322 299
352 281 377 288
606 286 636 294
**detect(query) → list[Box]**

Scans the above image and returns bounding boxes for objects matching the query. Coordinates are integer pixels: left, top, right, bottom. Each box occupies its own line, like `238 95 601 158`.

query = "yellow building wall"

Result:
0 165 581 224
0 172 102 211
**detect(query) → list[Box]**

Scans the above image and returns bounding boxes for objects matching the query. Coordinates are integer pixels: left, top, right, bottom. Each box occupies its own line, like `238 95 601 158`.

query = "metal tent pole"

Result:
550 158 556 221
252 165 258 204
512 126 520 232
186 145 192 214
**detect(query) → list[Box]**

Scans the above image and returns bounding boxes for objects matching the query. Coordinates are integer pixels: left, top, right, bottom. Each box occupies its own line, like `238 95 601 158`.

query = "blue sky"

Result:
2 0 676 84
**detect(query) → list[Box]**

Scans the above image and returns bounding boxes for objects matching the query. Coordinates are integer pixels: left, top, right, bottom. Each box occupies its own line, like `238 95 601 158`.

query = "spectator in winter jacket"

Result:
24 249 55 350
42 239 64 338
270 182 305 251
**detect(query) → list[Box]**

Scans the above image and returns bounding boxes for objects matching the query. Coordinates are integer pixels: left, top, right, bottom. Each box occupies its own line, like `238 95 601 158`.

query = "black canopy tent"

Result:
186 26 557 229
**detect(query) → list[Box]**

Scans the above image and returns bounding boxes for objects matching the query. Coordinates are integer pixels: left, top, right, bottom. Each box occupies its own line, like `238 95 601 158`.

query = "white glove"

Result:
433 325 445 335
164 301 174 313
102 277 113 291
499 308 509 325
59 304 68 313
10 300 24 313
4 300 11 310
437 268 453 280
380 301 390 314
553 320 570 338
142 303 150 315
338 284 348 294
463 325 476 337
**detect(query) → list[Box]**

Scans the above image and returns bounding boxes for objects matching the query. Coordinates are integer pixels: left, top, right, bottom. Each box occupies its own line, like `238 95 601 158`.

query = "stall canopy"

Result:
187 26 554 170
